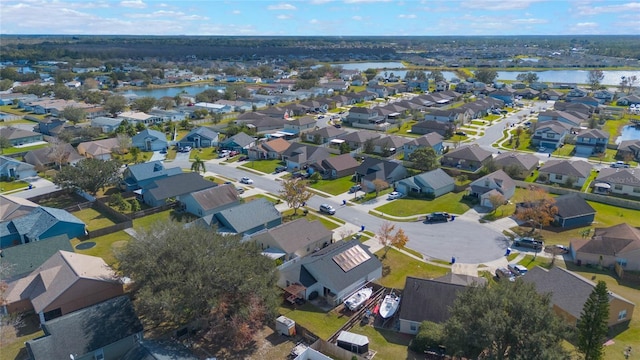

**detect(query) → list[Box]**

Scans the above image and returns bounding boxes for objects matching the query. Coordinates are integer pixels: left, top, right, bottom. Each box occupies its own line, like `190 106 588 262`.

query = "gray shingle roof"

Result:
554 194 595 219
321 153 360 172
189 184 239 212
24 144 83 167
398 276 467 324
215 198 281 234
3 206 85 240
180 126 218 142
125 161 182 182
445 144 492 162
0 234 72 281
493 152 539 171
596 168 640 186
26 296 143 360
222 132 255 147
250 218 332 254
144 173 217 201
539 159 592 178
572 223 640 256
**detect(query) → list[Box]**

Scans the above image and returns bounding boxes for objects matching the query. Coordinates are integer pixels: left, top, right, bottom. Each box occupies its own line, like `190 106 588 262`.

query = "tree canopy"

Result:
473 69 498 84
443 280 568 359
53 158 120 195
587 70 605 90
279 177 313 215
116 221 278 349
104 94 127 116
577 281 610 360
132 96 157 113
60 106 87 124
408 147 438 171
516 72 540 84
515 186 558 233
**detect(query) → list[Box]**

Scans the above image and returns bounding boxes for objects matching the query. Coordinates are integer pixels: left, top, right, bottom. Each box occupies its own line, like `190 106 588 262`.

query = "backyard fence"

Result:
127 201 178 220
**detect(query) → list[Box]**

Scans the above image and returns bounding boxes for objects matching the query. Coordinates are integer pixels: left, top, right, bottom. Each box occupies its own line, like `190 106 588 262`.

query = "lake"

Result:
616 125 640 144
497 70 639 86
119 84 222 99
375 70 458 81
330 62 406 71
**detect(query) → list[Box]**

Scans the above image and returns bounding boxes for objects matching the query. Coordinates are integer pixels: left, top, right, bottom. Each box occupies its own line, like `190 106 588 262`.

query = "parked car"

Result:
513 237 544 250
333 123 342 128
348 184 362 193
319 204 336 215
611 161 630 168
507 264 528 276
387 191 401 200
425 212 449 223
496 267 516 282
455 131 467 136
238 155 249 161
235 186 245 194
546 244 569 254
240 177 254 184
275 165 287 173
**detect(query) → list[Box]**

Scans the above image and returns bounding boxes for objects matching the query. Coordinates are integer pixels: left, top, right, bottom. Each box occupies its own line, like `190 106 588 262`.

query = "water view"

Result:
615 125 640 144
375 70 458 81
331 62 406 71
497 70 639 86
119 84 220 99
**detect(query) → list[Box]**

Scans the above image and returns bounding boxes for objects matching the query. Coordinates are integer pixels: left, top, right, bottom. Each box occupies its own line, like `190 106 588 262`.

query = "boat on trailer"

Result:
344 287 373 311
379 293 400 319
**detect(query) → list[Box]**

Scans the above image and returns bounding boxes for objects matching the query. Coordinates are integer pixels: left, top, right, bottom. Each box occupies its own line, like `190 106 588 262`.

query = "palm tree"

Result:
191 154 206 174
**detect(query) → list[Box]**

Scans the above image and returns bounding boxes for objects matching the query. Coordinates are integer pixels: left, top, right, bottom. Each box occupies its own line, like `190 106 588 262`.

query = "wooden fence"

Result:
127 201 178 219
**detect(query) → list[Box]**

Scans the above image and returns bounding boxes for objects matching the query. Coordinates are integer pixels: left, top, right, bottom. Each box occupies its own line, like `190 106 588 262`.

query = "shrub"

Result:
410 321 444 353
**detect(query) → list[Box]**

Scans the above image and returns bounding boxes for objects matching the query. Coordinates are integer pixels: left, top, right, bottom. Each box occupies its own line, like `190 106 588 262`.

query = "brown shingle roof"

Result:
190 184 239 212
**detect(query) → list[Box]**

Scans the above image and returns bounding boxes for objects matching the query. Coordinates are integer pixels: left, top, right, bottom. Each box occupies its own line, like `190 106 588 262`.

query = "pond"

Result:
616 125 640 144
329 62 406 71
496 70 639 86
118 84 223 99
375 70 458 81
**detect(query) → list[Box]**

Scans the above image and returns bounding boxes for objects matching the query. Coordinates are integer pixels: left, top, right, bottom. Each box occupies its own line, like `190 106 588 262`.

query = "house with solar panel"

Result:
277 239 382 307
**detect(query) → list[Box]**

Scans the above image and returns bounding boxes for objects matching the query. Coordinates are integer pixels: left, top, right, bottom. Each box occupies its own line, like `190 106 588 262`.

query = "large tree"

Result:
577 281 610 360
473 69 498 84
132 96 157 113
408 147 438 171
279 177 313 215
53 158 120 195
116 221 278 349
191 154 206 174
60 106 87 124
516 72 540 84
443 280 567 359
0 136 11 154
48 138 71 170
515 186 558 233
587 70 605 90
104 94 127 116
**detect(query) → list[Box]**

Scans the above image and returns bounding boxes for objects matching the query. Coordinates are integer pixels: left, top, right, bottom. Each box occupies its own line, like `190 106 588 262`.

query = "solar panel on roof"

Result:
332 245 371 272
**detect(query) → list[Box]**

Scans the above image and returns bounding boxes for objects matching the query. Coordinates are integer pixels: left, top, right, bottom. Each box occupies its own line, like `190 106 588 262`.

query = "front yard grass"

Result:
190 147 218 160
0 180 29 193
240 159 283 174
1 143 48 155
309 175 357 195
277 302 346 340
374 192 471 217
70 230 132 267
375 248 450 289
281 208 343 230
517 254 553 270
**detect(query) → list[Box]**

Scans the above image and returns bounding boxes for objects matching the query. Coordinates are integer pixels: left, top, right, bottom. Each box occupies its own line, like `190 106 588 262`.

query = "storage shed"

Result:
336 331 369 354
275 316 296 336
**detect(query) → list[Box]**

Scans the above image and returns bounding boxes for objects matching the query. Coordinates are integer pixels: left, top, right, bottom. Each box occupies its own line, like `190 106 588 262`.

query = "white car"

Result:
387 191 401 200
240 177 253 184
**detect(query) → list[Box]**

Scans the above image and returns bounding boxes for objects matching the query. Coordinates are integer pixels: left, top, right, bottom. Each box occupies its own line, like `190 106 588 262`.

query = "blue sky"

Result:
1 0 639 36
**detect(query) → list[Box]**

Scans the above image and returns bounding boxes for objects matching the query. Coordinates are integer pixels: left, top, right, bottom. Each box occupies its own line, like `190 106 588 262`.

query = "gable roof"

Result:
3 206 85 241
24 144 83 167
470 169 516 195
262 137 291 153
0 126 41 140
539 159 592 178
338 130 381 144
596 168 640 186
400 168 454 191
306 126 347 139
298 239 382 294
4 251 120 313
355 157 404 182
77 137 120 157
188 184 239 212
133 129 167 142
521 266 634 321
373 135 410 149
321 153 360 172
0 234 73 281
125 161 182 182
405 132 444 148
572 223 640 256
399 276 467 324
577 128 609 139
282 143 330 164
445 144 492 162
215 198 281 234
434 273 488 287
493 152 539 171
554 194 596 219
26 295 143 360
287 116 316 126
536 120 572 134
182 126 218 141
144 172 216 201
250 218 332 254
0 194 39 221
222 132 255 147
618 139 640 153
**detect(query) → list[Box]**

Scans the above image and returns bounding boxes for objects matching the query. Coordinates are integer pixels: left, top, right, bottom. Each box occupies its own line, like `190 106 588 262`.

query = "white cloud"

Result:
344 0 392 3
267 3 297 10
577 2 640 15
310 0 333 3
277 14 292 19
398 14 417 19
462 0 542 11
309 19 319 24
120 0 146 9
510 18 548 24
576 22 598 27
352 15 363 20
232 10 241 14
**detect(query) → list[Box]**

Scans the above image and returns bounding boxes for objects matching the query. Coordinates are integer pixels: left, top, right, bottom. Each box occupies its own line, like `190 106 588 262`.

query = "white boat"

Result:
344 287 373 311
379 293 400 319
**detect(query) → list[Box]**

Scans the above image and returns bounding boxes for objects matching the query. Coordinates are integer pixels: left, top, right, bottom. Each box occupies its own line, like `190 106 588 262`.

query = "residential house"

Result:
553 193 596 228
440 144 493 172
537 110 583 128
371 135 410 156
399 275 487 334
150 108 186 122
284 116 317 135
574 128 609 156
616 140 640 161
344 107 385 125
338 130 381 150
571 223 640 272
179 184 240 218
530 82 549 91
515 88 540 99
538 159 592 188
250 218 333 262
396 168 454 198
489 90 515 105
1 206 86 249
212 198 282 235
0 194 39 221
248 137 291 160
281 143 330 170
0 155 37 179
24 144 83 169
2 251 123 323
277 239 382 306
593 90 615 103
117 111 162 125
403 132 444 159
569 96 600 108
120 160 182 191
617 94 640 106
435 81 449 92
522 266 635 327
140 172 217 207
0 234 73 282
218 132 255 153
540 90 564 101
132 129 168 152
177 127 219 148
493 152 539 179
469 170 516 208
246 116 286 133
566 88 589 98
304 126 347 145
33 118 69 136
366 83 389 98
531 120 572 150
91 116 122 133
594 168 640 198
310 153 360 179
25 295 143 360
411 120 454 137
0 127 43 146
355 157 408 192
77 137 121 160
454 81 473 93
423 109 459 123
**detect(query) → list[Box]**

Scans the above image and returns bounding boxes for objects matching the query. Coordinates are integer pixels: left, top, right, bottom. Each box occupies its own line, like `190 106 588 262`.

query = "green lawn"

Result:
70 230 132 267
602 118 628 144
1 143 48 155
0 180 29 192
374 191 471 217
277 303 346 340
517 254 553 269
348 325 421 360
309 175 357 195
281 208 344 230
241 159 283 174
37 192 87 208
375 248 450 289
72 207 118 231
132 209 196 230
190 147 218 160
0 314 44 360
